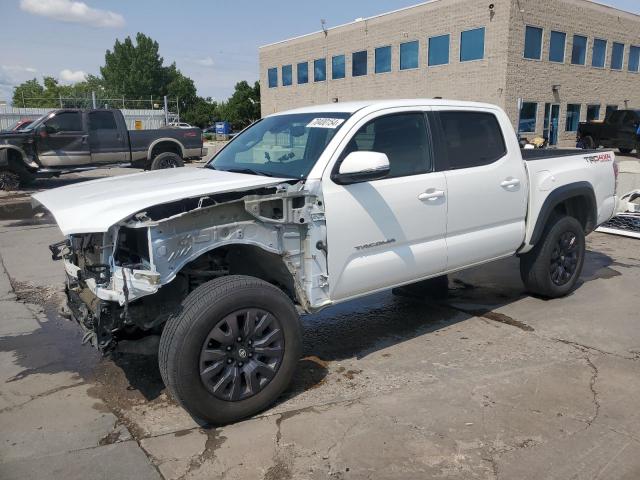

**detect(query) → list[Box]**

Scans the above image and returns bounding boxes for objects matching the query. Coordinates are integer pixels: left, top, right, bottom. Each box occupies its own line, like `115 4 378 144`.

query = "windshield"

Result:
209 112 351 179
21 113 50 131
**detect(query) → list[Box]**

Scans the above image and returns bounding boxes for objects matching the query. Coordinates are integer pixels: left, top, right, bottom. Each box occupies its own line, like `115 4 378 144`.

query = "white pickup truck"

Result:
33 99 617 424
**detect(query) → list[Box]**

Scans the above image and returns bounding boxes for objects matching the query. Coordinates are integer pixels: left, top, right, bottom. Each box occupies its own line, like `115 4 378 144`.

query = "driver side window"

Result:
45 112 83 133
341 113 432 178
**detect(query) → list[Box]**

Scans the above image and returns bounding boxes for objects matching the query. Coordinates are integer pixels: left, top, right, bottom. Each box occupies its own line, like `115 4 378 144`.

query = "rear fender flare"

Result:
530 181 597 246
147 138 185 160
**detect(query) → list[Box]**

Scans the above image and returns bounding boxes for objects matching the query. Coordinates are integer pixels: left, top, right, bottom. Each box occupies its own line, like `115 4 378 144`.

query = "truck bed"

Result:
521 149 599 161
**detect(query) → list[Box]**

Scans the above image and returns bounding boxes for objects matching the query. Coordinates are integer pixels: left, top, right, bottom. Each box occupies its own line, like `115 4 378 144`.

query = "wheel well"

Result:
551 195 596 233
177 244 297 303
1 148 34 174
150 141 182 159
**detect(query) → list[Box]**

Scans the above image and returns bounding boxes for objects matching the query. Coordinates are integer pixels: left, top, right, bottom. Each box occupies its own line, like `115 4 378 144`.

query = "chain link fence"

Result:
2 94 181 130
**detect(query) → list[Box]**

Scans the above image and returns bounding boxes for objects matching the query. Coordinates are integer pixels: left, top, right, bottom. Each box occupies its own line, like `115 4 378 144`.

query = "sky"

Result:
1 0 639 103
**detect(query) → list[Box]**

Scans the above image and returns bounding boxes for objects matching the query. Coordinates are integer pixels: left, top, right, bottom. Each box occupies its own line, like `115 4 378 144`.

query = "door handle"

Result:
500 178 521 189
418 189 445 201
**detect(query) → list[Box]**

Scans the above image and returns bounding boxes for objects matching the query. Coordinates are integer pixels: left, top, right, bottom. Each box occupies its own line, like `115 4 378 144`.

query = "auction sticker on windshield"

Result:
306 118 345 129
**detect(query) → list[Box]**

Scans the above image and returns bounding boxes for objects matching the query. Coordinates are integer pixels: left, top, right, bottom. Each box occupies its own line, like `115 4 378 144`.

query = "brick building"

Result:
259 0 640 146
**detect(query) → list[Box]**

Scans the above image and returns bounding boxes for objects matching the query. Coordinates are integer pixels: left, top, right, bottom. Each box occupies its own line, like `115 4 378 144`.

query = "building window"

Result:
591 39 607 68
297 62 308 84
587 105 600 122
460 27 485 62
629 46 640 72
332 55 345 79
428 34 450 66
352 50 367 77
611 42 624 70
571 35 587 65
282 65 292 86
375 46 391 73
549 31 566 63
524 26 543 60
400 40 419 70
518 102 538 133
268 68 278 88
606 105 618 119
314 58 326 82
566 104 581 132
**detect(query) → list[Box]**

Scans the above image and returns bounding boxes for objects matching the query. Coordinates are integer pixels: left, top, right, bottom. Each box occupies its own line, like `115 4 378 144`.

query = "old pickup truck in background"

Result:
0 108 206 190
34 99 617 425
577 109 640 154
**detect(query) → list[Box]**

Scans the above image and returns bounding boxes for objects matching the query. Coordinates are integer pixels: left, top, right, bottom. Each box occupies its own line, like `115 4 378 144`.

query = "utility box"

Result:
215 121 231 140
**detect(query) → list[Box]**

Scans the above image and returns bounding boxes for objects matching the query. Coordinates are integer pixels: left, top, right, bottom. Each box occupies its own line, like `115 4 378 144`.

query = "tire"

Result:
581 136 595 149
618 147 633 154
520 216 586 298
150 152 184 170
159 275 302 425
0 168 21 191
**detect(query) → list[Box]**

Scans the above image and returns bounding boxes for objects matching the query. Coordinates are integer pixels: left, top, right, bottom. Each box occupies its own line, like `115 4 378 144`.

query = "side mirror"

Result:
333 151 390 185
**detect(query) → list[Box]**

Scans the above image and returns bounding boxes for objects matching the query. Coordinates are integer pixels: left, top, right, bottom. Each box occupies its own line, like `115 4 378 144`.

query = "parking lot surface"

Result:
1 158 639 479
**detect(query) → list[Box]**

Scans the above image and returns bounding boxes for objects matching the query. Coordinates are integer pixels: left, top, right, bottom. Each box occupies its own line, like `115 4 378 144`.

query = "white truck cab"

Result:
34 99 617 424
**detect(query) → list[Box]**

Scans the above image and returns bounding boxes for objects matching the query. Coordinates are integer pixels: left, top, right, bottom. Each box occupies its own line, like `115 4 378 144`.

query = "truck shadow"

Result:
279 248 620 401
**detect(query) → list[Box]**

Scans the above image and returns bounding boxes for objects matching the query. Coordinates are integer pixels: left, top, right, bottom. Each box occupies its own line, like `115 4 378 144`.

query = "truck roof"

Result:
270 99 501 116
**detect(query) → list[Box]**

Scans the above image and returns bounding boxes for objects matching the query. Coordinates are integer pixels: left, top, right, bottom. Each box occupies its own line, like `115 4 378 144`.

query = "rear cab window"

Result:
435 111 506 169
89 111 118 131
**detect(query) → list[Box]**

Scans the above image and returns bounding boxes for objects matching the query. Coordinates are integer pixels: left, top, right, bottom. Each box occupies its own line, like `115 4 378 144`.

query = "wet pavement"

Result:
0 169 640 478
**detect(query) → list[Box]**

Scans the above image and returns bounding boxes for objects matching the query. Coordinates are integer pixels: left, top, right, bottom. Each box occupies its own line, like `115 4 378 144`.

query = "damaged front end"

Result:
51 180 330 352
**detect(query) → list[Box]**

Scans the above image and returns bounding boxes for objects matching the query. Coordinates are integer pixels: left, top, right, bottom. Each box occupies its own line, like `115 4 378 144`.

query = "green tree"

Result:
12 78 45 107
101 33 165 99
219 81 261 130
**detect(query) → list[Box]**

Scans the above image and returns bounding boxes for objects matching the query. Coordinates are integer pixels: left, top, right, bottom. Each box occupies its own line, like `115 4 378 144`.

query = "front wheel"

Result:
520 216 586 298
159 276 301 425
618 147 633 154
0 168 21 191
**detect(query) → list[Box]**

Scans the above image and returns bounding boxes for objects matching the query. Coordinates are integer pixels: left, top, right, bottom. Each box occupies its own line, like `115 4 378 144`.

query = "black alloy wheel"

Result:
0 169 21 191
549 231 579 286
157 156 180 168
199 308 284 401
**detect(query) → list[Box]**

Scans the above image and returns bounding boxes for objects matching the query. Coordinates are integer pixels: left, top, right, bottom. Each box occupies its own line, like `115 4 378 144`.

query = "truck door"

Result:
88 110 128 163
432 108 527 271
36 111 90 167
616 111 638 149
322 110 448 301
602 110 624 144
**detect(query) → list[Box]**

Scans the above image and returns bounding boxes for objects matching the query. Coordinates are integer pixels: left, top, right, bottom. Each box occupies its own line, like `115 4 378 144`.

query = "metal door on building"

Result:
543 103 560 146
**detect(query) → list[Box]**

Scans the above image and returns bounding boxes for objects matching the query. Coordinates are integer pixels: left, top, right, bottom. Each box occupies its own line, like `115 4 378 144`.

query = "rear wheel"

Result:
150 152 184 170
618 147 633 154
581 136 595 149
159 275 301 425
520 216 585 298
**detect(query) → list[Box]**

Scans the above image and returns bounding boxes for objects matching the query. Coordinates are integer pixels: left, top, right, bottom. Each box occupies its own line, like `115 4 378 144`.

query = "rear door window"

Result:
89 111 117 131
340 113 432 178
608 111 625 125
437 111 506 169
